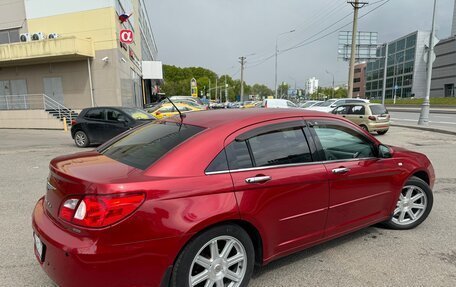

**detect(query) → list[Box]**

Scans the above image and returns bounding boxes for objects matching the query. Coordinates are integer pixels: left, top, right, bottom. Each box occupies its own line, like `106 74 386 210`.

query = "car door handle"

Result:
359 116 363 118
245 176 271 183
332 167 350 174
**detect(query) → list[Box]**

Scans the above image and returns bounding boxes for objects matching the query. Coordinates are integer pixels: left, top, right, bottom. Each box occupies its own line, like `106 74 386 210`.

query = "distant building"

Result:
365 31 430 99
353 62 367 98
0 0 160 110
431 0 456 98
305 77 319 96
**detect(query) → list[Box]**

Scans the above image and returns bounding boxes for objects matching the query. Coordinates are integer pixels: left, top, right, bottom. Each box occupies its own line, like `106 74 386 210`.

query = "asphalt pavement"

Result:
1 128 455 287
389 111 456 134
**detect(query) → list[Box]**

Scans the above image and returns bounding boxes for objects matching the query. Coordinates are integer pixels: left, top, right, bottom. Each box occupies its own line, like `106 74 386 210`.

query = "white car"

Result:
262 99 298 108
307 98 369 113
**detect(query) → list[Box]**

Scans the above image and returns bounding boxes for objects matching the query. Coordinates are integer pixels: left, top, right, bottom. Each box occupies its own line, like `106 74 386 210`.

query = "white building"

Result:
305 77 319 96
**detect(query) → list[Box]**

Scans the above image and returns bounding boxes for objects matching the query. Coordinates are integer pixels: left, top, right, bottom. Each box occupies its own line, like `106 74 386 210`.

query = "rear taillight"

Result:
156 111 161 116
368 116 376 121
59 193 145 228
71 119 77 126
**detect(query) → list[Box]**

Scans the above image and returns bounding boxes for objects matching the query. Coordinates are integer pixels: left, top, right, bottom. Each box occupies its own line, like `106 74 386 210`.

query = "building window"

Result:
403 74 413 86
445 84 455 97
0 29 20 44
354 78 361 83
353 87 361 92
406 35 416 48
405 48 415 62
396 39 406 51
403 87 412 98
404 61 414 74
354 68 361 73
372 81 378 90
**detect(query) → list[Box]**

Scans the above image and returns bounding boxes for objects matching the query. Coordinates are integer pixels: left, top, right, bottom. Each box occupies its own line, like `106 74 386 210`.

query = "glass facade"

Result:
365 33 417 99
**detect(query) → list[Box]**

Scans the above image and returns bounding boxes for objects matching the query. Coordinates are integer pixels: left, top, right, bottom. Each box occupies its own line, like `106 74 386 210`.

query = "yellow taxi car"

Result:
150 103 204 119
332 103 390 135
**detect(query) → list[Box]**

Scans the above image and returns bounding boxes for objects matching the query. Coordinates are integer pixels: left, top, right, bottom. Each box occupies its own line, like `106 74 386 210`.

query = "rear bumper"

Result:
32 197 177 287
367 121 390 131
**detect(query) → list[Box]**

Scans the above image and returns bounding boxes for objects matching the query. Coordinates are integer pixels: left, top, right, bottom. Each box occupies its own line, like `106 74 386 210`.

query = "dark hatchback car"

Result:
34 109 434 287
71 107 156 147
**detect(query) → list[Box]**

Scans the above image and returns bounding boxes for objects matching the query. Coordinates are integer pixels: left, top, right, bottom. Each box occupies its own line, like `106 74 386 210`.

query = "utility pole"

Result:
239 56 246 102
224 75 228 102
326 70 335 98
215 77 218 102
347 0 368 98
381 43 389 105
418 0 438 125
275 29 296 99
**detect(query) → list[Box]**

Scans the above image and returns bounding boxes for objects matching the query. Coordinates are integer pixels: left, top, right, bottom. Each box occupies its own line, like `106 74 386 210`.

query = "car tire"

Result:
74 130 90 148
382 176 433 230
171 224 255 287
360 125 369 132
377 130 388 135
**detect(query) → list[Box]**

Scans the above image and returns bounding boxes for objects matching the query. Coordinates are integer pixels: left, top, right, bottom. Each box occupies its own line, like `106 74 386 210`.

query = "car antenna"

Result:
165 96 186 128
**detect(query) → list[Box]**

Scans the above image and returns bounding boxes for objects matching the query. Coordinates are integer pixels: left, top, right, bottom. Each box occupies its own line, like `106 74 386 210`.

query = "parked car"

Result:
332 103 390 135
149 102 204 119
170 96 205 107
308 98 369 113
299 100 323 108
70 107 155 148
262 98 298 108
34 108 434 287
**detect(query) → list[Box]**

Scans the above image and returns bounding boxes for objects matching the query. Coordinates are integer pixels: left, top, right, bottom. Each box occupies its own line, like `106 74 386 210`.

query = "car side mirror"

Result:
330 105 336 108
378 144 393 158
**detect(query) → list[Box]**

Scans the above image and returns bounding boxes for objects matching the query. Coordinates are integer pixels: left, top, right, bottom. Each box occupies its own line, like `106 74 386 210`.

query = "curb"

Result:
391 124 456 136
387 108 456 115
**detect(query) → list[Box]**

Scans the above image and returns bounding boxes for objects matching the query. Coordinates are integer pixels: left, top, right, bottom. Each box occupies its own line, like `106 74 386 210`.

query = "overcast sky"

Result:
147 0 455 88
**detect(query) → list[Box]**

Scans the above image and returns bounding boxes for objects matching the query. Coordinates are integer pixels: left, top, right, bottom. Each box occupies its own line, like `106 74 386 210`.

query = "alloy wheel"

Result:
392 185 428 226
189 236 247 287
75 132 87 147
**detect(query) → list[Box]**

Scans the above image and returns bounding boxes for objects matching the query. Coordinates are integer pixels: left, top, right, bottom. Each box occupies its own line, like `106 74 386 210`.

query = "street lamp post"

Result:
418 0 438 125
275 29 295 99
326 70 335 99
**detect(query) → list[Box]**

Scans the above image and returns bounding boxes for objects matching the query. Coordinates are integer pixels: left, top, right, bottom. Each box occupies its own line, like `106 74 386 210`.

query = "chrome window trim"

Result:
205 157 378 175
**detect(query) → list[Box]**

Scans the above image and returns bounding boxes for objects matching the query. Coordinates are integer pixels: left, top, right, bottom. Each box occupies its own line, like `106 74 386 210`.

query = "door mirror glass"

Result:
378 144 392 158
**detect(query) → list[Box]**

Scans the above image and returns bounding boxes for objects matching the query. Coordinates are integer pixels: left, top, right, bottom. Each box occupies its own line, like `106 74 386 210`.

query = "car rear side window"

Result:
248 127 312 166
349 105 365 115
370 105 388 115
206 150 229 173
99 122 205 170
225 141 253 170
85 109 105 120
224 125 313 171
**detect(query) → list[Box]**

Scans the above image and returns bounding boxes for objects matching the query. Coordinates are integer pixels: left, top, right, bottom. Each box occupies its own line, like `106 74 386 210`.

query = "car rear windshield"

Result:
99 122 205 170
121 108 155 120
369 105 388 115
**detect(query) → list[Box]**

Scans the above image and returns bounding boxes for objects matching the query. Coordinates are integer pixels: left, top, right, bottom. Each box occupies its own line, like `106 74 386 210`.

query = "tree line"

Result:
161 65 274 102
160 64 348 102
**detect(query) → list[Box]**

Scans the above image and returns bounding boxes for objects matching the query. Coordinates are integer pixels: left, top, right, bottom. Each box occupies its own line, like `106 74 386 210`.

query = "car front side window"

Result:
312 122 375 160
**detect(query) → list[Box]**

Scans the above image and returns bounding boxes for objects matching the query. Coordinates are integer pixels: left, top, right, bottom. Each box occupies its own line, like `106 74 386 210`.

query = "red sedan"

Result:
32 108 434 287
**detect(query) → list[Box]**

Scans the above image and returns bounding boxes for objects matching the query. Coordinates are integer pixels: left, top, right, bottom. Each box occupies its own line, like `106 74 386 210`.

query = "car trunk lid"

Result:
45 151 142 221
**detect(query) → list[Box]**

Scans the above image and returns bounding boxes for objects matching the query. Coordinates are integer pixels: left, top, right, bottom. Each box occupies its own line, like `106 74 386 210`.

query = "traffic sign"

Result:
120 29 133 44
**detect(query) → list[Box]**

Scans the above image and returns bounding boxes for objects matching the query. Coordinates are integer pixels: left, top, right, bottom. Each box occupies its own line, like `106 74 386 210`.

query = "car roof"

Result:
168 108 337 130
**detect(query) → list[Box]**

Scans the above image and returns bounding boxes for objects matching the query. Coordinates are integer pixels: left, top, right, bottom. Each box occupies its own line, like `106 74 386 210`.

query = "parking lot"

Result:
1 127 455 287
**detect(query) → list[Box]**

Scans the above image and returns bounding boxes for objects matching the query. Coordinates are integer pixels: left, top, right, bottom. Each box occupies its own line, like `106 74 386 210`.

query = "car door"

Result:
83 108 106 144
345 105 366 126
308 119 400 238
226 119 329 260
104 109 130 141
